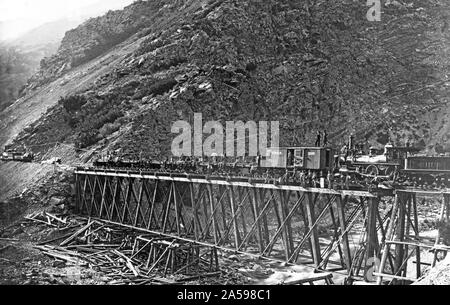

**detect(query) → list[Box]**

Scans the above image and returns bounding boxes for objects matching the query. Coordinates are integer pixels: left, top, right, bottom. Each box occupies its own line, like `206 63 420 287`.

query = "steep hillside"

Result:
8 19 81 48
1 0 449 161
0 46 53 112
22 0 198 93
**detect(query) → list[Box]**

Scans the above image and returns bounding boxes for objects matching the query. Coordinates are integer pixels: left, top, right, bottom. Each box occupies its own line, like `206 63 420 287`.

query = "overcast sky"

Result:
0 0 134 40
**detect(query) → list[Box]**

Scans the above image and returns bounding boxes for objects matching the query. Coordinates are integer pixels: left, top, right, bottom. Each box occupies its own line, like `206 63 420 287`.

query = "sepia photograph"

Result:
0 0 449 293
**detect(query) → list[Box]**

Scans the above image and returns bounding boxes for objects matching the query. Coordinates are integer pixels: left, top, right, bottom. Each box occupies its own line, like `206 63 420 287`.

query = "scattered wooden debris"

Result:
29 216 224 285
60 219 95 246
0 245 13 252
280 272 334 285
23 211 68 228
0 238 20 242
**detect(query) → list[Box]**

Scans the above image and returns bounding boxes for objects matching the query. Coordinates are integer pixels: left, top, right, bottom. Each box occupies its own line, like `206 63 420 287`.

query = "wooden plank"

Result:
190 183 200 241
60 220 95 246
218 185 228 233
263 191 304 257
162 182 173 233
109 178 121 222
104 177 115 220
92 217 308 268
75 174 80 213
282 191 294 257
281 273 333 285
173 182 181 236
327 197 344 268
336 195 352 273
238 191 275 251
305 193 321 267
147 180 159 230
259 189 270 245
200 186 226 242
218 188 253 247
174 183 188 234
376 205 395 273
445 195 450 221
412 194 421 278
133 179 145 227
251 188 264 252
386 240 450 250
432 195 450 265
227 185 241 249
82 175 92 216
402 194 412 279
89 175 101 217
98 176 108 218
207 184 219 244
376 194 400 285
290 195 335 263
238 188 249 247
394 193 406 275
272 190 289 261
373 272 415 282
120 178 133 224
365 197 379 282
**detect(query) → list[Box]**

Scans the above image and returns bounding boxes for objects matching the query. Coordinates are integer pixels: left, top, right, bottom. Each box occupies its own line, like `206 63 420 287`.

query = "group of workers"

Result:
314 130 328 147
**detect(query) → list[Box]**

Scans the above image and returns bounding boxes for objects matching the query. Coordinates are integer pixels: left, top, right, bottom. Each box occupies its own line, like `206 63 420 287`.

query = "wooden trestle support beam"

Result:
376 191 450 285
74 170 397 282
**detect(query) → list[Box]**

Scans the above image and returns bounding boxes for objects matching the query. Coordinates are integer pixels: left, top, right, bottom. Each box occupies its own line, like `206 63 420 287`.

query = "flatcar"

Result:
89 133 450 190
93 146 335 184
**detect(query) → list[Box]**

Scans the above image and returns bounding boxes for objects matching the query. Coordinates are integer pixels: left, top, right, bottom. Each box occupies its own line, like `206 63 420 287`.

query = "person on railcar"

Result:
327 170 334 189
323 130 328 147
341 144 349 162
315 131 321 147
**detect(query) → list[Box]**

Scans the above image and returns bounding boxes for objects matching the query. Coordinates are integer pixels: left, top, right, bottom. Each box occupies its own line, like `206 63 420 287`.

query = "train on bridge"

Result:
92 142 450 190
4 135 450 190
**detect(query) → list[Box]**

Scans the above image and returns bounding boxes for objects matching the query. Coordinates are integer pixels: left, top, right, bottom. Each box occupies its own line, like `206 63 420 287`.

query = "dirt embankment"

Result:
0 162 55 202
0 162 78 285
414 256 450 285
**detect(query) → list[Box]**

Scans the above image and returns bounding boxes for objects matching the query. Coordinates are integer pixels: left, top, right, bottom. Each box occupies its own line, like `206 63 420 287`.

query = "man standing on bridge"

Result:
315 131 321 147
323 130 328 147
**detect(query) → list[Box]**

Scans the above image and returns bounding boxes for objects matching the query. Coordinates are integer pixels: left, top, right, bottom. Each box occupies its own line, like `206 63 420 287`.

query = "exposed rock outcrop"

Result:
2 0 450 160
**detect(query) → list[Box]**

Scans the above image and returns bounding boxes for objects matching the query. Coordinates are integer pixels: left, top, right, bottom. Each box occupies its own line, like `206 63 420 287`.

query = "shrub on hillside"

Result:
77 131 100 149
59 95 87 113
147 78 177 96
99 122 121 138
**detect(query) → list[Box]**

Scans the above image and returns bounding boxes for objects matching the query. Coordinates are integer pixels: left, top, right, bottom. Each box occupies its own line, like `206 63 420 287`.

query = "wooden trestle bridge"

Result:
74 168 450 285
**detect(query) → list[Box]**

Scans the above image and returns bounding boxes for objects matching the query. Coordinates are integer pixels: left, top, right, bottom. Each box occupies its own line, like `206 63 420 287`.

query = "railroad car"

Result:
262 147 334 171
88 135 450 189
400 155 450 187
0 145 34 162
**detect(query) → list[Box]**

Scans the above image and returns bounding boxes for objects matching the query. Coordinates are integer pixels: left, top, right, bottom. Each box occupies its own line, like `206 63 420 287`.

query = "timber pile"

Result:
24 211 68 228
28 215 230 285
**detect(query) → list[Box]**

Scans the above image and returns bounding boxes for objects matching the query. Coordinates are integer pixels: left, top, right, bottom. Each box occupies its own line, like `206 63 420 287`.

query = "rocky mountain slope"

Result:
0 45 56 112
1 0 449 161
